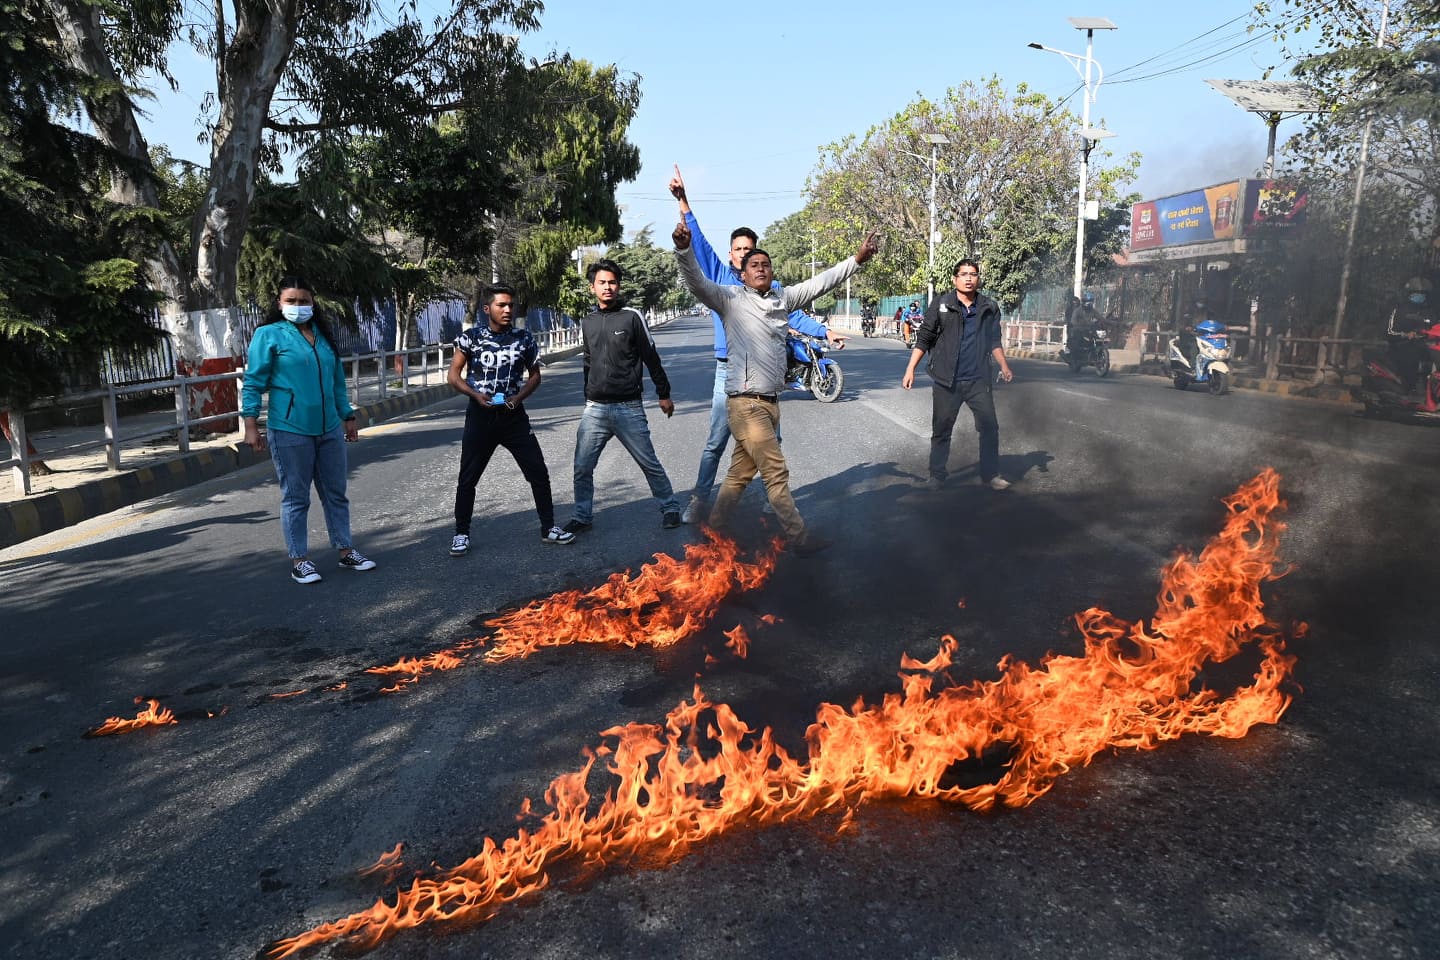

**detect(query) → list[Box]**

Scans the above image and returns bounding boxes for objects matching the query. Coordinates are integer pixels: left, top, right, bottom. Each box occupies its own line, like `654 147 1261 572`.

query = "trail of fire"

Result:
363 531 779 690
84 698 178 737
267 470 1302 957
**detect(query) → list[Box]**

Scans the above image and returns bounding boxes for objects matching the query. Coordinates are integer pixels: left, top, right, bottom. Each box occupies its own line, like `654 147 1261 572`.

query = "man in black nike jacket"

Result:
564 258 682 534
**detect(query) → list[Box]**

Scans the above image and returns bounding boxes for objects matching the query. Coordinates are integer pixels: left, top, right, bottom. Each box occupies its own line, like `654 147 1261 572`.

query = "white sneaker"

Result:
449 534 470 556
988 476 1012 491
290 559 321 584
337 549 377 571
540 526 576 545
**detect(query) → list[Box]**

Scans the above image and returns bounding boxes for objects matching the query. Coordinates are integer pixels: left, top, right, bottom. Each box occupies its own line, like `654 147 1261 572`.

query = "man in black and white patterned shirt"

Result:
445 283 573 554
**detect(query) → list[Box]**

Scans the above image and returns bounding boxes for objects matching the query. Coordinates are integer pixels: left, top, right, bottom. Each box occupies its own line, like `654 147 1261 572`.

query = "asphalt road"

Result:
2 313 1437 960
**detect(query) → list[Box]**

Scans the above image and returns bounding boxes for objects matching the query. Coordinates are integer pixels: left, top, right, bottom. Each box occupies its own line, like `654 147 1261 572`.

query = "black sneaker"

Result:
541 526 576 545
562 519 592 535
291 559 322 584
338 550 376 571
662 510 681 529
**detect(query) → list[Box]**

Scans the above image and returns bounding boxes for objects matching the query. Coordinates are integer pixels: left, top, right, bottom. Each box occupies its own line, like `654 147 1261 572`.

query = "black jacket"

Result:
915 290 1003 388
579 305 671 403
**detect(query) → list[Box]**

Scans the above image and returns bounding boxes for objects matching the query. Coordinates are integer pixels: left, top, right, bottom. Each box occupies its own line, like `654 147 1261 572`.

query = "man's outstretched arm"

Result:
782 231 881 311
670 165 729 283
673 221 732 314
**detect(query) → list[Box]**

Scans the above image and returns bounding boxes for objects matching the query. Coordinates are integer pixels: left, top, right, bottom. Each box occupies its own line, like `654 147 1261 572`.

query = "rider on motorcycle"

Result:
1067 291 1100 356
1390 277 1435 394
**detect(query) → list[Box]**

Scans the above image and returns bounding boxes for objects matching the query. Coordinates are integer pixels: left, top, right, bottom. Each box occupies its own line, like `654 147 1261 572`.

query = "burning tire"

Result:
811 363 843 402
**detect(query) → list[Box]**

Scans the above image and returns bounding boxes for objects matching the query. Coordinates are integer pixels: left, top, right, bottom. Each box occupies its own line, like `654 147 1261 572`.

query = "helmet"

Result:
1081 291 1095 305
1196 319 1225 336
1405 276 1432 306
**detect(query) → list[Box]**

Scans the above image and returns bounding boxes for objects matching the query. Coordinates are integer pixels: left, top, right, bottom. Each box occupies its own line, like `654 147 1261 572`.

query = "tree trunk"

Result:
46 0 187 309
188 2 299 313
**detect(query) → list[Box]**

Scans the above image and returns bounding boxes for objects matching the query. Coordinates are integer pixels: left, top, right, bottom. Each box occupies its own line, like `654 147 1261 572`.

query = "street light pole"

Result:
903 133 951 303
928 139 939 301
1073 28 1096 301
1029 17 1117 301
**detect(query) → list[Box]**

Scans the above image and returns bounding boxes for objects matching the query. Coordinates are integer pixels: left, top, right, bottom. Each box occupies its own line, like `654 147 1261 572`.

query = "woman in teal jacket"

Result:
241 277 377 584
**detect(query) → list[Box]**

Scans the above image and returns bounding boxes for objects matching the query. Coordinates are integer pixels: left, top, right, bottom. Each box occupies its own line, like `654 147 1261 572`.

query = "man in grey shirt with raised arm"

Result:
674 221 879 554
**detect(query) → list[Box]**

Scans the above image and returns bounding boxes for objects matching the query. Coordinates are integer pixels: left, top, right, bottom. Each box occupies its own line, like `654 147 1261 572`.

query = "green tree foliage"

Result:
1 0 162 405
803 77 1137 310
606 228 680 312
46 0 546 312
1252 0 1440 330
235 179 395 320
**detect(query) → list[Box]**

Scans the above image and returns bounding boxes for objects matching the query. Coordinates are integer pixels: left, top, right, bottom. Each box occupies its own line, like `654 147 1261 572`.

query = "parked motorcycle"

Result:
1169 320 1231 395
785 333 844 402
1353 322 1440 422
1059 327 1111 376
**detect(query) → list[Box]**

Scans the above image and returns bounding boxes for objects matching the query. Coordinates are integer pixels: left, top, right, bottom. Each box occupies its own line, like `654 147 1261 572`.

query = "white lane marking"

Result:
1049 386 1111 402
856 397 930 440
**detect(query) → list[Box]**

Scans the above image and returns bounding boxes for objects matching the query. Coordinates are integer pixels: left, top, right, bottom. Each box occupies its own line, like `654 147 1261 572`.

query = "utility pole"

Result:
1332 0 1392 357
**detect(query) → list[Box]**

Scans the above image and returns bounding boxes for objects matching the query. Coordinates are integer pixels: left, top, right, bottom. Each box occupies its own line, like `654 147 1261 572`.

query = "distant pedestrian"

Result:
446 283 574 557
241 276 377 584
565 259 682 535
892 306 904 337
901 258 1014 491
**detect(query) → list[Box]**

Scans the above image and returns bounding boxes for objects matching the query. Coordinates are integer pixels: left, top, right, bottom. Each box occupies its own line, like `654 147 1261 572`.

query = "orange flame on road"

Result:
358 843 406 878
481 531 777 663
722 624 751 659
362 532 778 691
84 698 179 737
268 470 1298 957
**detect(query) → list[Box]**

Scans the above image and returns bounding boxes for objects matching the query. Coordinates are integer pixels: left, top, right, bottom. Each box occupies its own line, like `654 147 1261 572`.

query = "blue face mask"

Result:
281 304 314 324
1409 293 1427 306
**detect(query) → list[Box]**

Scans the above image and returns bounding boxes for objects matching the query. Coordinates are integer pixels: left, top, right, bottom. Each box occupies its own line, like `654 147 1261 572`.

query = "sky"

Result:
139 0 1319 244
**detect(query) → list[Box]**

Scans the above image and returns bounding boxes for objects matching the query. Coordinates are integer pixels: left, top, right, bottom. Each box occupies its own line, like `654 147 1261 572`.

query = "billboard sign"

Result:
1130 179 1305 254
1243 179 1307 230
1130 180 1243 251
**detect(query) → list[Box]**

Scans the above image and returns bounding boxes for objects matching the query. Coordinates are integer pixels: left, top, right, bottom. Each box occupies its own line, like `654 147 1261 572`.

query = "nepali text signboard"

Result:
1130 181 1244 251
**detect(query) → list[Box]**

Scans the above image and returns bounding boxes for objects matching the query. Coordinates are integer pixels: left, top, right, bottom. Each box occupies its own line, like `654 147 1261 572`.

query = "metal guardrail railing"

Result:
2 326 592 497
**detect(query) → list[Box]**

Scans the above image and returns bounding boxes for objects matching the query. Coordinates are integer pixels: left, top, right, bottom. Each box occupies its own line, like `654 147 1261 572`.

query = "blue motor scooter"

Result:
1168 320 1231 395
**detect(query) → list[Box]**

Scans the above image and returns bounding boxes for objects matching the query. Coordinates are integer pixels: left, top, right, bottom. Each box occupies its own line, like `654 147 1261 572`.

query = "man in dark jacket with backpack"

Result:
901 258 1014 491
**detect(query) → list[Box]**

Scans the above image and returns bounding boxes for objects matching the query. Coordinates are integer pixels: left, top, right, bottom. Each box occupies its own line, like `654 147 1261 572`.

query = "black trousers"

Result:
930 378 1000 483
454 400 554 534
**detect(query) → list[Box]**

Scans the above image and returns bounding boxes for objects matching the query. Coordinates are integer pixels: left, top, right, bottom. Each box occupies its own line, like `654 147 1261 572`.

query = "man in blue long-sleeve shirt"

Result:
668 166 843 524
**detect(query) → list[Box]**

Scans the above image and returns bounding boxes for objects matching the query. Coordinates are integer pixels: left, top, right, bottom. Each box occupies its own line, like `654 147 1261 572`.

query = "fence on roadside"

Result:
1 308 598 497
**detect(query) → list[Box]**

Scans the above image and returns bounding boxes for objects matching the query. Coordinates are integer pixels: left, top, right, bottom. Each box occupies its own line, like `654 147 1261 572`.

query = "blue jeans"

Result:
572 400 679 524
269 426 352 558
689 359 782 505
690 360 731 503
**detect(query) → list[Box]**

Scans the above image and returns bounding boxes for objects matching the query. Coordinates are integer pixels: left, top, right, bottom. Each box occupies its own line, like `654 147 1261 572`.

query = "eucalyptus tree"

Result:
44 0 545 316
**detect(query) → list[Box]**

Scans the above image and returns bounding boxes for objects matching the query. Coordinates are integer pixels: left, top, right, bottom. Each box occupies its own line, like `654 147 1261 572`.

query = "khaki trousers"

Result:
708 395 805 541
